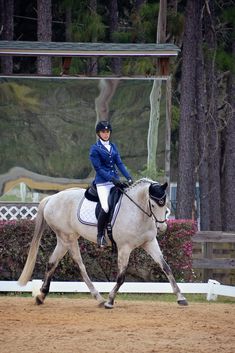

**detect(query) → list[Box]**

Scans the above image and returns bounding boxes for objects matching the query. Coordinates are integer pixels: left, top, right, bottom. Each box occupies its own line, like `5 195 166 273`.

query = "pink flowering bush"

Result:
0 219 197 282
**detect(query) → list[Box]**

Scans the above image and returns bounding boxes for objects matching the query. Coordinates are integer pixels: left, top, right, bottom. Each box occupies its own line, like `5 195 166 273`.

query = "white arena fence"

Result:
0 203 234 301
0 202 38 220
0 279 234 301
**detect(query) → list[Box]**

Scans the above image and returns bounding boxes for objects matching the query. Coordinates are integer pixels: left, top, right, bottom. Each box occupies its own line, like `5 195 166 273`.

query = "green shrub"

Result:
0 219 197 283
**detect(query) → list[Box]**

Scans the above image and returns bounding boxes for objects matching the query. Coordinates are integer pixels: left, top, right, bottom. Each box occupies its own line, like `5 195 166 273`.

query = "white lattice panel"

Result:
0 205 38 220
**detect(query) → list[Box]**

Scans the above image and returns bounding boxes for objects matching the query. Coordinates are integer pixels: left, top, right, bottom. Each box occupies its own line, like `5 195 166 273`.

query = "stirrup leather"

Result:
97 234 107 248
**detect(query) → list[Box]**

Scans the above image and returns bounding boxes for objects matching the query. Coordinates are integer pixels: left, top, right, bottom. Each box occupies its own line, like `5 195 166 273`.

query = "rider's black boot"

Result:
97 209 108 248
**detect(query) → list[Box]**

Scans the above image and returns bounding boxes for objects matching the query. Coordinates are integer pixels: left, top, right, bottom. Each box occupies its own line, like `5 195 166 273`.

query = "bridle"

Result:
117 185 168 224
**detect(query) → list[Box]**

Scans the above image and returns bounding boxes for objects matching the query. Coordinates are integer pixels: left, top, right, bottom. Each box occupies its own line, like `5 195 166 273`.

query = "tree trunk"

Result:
222 40 235 231
37 0 52 75
108 0 121 75
147 80 162 178
204 2 222 230
89 0 98 76
61 5 72 75
0 0 14 74
95 79 119 122
176 0 197 219
147 0 166 179
195 0 210 230
165 77 172 186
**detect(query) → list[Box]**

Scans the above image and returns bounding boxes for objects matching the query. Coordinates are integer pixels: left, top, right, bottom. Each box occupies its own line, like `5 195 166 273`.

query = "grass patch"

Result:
1 292 235 304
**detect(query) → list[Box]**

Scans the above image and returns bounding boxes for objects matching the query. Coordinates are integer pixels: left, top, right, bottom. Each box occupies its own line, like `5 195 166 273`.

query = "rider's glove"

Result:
111 177 123 187
127 178 133 186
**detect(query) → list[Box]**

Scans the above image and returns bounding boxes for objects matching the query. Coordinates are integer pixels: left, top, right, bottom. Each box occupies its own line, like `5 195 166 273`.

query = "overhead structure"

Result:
0 40 180 76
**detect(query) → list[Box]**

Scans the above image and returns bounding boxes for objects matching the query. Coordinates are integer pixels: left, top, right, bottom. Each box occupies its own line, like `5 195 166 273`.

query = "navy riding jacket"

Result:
89 140 131 185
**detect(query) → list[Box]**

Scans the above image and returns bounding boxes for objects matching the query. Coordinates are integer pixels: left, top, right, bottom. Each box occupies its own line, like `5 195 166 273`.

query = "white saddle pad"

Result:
77 196 122 227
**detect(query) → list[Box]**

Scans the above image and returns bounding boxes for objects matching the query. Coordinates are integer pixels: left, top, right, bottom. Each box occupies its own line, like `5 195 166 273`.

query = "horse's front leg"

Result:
105 245 131 309
68 240 106 306
142 239 188 306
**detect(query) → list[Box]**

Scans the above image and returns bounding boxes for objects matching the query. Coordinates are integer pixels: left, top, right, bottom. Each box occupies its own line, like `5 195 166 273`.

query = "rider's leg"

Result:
96 184 113 248
97 208 108 247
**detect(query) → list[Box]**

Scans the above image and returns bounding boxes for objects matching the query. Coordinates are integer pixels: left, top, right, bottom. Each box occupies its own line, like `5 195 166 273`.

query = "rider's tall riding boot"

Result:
97 209 108 248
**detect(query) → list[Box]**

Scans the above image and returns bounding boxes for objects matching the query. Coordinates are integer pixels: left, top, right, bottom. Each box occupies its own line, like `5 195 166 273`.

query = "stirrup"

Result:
97 234 107 248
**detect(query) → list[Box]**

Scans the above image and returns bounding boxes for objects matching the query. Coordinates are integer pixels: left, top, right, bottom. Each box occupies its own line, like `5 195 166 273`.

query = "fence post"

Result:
206 279 220 301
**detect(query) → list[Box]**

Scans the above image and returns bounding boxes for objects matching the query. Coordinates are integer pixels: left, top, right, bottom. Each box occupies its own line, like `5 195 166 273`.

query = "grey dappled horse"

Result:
18 178 188 308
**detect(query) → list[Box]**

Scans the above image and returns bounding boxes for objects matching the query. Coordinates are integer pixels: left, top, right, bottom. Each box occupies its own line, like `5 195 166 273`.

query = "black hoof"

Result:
35 295 44 305
104 302 114 309
177 299 188 306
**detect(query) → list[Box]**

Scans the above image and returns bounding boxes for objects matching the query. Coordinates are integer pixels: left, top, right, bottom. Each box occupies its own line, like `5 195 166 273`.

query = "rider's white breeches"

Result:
97 183 114 213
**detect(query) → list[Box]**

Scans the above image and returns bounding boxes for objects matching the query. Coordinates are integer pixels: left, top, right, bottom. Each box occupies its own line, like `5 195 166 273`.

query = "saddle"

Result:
84 183 124 252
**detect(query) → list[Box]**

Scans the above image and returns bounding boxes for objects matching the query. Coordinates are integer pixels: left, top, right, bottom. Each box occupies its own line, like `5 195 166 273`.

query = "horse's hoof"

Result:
98 300 106 308
35 295 44 305
177 299 188 306
104 302 114 309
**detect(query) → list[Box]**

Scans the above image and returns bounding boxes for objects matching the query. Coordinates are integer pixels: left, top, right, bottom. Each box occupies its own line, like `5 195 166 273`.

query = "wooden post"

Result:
159 57 169 76
202 243 213 281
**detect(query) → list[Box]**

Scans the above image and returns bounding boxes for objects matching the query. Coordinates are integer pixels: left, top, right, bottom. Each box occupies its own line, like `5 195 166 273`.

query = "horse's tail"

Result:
18 196 50 286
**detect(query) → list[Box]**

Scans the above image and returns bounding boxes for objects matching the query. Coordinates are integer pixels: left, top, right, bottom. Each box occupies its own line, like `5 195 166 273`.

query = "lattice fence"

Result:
0 203 38 220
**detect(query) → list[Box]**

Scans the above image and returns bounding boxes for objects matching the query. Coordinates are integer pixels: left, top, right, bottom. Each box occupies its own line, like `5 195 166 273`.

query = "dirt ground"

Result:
0 296 235 353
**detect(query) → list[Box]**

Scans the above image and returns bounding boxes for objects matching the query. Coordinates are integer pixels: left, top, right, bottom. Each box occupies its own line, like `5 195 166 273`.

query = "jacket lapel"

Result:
97 140 112 155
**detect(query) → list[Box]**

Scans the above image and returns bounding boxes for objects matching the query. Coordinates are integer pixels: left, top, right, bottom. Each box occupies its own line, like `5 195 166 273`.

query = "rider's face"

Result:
99 130 111 141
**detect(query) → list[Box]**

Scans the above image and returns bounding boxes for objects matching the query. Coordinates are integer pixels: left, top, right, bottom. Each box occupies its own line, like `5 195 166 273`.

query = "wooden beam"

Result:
193 258 235 269
193 231 235 243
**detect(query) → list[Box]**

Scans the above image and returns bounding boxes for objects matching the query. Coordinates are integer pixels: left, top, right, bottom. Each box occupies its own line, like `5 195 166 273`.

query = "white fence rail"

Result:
0 280 234 301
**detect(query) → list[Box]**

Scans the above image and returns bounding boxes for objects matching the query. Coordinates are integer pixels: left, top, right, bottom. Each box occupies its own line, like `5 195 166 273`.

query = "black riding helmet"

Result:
96 120 112 133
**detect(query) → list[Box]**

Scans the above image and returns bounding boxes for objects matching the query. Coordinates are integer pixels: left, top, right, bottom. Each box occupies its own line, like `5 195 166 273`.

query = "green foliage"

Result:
0 219 197 283
122 57 156 76
138 3 159 42
134 166 165 182
111 31 133 44
167 12 184 40
221 6 235 27
216 48 235 73
72 10 105 42
0 82 39 112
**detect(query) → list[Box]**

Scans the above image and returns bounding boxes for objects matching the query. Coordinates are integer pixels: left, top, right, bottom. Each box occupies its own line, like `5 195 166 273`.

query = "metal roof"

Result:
0 41 180 57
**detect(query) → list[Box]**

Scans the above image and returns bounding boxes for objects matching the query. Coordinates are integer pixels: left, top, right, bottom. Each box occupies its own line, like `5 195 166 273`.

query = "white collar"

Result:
100 139 110 146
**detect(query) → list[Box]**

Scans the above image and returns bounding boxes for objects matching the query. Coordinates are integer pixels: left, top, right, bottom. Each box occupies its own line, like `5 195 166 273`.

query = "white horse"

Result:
18 178 188 308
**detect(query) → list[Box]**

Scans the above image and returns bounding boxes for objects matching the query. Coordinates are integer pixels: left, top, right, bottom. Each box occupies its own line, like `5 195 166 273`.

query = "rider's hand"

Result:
111 177 123 187
127 178 133 186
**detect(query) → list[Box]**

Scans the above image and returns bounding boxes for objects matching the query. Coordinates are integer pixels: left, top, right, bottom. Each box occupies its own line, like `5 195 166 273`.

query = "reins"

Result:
116 185 167 224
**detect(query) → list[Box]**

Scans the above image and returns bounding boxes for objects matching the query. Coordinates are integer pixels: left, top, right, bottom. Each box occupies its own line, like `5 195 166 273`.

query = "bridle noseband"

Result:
148 197 167 224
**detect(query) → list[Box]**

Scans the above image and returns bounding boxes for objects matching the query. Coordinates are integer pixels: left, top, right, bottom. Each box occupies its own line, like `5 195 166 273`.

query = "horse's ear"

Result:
162 182 168 190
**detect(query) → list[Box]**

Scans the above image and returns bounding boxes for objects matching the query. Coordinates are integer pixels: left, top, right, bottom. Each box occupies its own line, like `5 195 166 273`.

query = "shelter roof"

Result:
0 41 180 57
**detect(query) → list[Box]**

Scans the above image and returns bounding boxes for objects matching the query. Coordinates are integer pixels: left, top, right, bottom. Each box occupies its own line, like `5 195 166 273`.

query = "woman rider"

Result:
89 120 133 248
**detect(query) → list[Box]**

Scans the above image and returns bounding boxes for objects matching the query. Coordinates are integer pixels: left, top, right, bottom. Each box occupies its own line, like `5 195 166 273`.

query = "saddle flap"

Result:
84 184 99 202
78 191 123 227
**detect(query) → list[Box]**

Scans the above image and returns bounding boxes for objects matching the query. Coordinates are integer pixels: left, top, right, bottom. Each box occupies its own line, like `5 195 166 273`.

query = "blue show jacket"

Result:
89 140 131 184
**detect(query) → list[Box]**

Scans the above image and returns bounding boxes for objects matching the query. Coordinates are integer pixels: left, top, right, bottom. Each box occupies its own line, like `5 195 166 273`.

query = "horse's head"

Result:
149 182 169 233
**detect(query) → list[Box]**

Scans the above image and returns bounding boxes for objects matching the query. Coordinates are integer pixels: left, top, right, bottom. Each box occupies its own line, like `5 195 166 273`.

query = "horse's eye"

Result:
151 204 155 208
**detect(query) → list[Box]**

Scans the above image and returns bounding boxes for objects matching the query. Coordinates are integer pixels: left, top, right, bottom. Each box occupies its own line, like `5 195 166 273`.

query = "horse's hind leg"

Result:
68 239 106 306
105 245 131 309
142 239 188 306
36 237 67 305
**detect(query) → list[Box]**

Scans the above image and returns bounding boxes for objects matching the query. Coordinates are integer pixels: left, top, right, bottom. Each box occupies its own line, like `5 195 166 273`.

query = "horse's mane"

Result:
126 177 154 192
